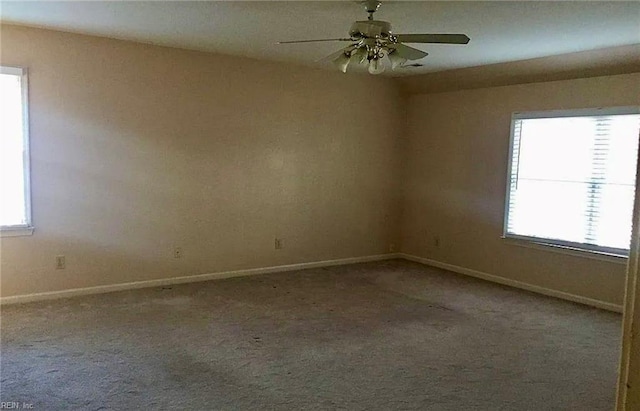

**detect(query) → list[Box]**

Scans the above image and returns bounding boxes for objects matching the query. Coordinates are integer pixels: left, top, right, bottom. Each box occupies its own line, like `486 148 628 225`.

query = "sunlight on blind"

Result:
506 112 640 252
0 72 27 226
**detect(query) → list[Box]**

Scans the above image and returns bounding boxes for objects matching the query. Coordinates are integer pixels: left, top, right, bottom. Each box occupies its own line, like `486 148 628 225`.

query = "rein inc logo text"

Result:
0 402 34 409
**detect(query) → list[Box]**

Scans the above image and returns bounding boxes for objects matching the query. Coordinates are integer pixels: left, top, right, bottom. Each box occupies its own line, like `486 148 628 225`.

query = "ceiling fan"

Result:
279 0 470 75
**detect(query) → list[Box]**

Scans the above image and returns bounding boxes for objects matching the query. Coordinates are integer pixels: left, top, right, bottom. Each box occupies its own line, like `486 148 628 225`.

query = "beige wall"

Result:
2 24 638 307
0 25 404 297
402 73 640 306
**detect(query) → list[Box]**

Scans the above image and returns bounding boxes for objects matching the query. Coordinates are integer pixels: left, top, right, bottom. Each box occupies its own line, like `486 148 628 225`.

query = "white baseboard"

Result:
2 252 622 313
399 253 623 313
0 253 400 305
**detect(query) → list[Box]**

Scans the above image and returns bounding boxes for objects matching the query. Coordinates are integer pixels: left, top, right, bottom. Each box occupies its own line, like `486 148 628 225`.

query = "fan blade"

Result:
395 34 470 44
278 38 353 44
389 43 428 61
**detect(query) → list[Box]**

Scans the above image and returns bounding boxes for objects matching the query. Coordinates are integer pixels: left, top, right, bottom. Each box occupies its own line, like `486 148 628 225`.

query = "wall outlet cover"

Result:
55 255 66 269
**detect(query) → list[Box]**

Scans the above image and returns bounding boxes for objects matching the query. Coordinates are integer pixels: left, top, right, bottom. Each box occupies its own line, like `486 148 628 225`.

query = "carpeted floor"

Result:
0 259 621 410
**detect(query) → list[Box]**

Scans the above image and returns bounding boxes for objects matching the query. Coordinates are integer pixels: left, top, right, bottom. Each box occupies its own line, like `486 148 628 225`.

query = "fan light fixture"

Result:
279 0 470 75
332 46 389 75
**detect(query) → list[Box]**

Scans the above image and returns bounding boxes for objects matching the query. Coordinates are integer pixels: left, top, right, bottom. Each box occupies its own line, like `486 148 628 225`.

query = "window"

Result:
504 107 640 256
0 66 32 236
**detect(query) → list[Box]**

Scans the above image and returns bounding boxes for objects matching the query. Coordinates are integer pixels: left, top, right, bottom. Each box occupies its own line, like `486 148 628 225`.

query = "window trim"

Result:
502 235 627 264
0 65 33 237
502 106 640 258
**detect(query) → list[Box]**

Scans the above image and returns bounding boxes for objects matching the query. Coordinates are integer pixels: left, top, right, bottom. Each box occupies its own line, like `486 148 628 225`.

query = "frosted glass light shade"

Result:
367 58 385 74
333 53 351 73
388 51 407 70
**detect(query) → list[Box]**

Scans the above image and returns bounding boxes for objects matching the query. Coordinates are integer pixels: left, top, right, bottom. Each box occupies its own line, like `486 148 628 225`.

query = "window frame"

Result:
0 66 33 237
502 106 640 259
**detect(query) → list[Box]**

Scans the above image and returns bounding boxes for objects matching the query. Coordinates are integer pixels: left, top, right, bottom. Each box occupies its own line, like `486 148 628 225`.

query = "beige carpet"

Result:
0 259 621 410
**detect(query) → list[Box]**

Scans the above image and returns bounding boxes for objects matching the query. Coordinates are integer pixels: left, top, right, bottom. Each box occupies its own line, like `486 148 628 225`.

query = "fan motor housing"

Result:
349 20 393 39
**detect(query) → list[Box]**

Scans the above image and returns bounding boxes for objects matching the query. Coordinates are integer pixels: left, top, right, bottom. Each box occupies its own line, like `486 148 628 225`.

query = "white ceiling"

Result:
1 1 639 76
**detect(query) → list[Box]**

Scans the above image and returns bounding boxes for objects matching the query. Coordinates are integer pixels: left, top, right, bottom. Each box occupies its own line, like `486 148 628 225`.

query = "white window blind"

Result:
0 66 31 231
505 108 640 255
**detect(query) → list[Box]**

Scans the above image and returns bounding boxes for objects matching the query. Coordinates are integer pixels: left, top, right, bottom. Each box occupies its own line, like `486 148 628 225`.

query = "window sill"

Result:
502 236 628 265
0 226 34 237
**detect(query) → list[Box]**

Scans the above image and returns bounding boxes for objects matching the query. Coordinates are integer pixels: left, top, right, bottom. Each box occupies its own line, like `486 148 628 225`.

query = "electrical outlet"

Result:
55 255 66 269
174 247 183 258
434 236 440 247
274 238 284 250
